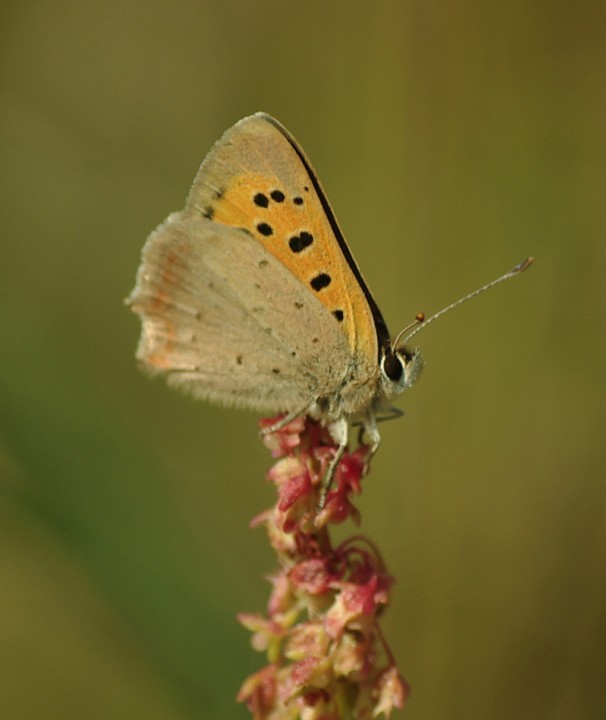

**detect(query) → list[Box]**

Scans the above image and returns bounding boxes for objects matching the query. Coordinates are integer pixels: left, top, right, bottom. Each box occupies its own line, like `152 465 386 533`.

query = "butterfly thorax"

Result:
311 344 423 425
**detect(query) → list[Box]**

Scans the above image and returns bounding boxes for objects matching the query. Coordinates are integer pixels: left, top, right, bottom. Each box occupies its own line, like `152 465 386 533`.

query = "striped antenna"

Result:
395 257 534 347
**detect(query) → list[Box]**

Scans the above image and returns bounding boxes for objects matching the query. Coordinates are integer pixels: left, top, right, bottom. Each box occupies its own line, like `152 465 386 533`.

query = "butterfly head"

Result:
377 311 425 400
380 344 424 400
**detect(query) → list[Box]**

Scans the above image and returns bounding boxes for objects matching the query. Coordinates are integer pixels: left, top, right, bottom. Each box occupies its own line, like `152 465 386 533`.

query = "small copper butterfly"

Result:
128 113 532 495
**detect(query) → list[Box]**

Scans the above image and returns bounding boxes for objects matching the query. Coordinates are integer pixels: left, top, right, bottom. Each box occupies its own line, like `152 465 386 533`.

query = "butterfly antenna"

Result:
391 313 426 352
399 257 534 346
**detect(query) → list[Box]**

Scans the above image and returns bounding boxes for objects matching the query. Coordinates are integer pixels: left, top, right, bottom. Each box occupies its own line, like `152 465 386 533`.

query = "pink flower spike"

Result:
236 664 278 717
278 657 333 705
237 613 285 652
283 620 329 661
373 666 410 717
260 415 306 457
324 577 385 640
267 571 295 618
268 457 308 487
289 558 333 595
338 448 368 495
238 416 409 719
331 629 369 677
277 471 312 513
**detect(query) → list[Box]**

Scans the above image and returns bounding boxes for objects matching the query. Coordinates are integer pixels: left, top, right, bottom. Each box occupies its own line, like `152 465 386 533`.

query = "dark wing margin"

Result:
257 113 392 360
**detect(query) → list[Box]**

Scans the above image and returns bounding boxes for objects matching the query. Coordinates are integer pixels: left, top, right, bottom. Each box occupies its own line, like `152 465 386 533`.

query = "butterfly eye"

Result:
381 352 404 382
381 345 424 398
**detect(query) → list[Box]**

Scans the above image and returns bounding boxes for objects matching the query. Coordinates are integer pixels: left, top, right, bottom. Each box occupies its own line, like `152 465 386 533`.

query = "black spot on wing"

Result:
257 222 273 236
333 309 344 322
289 232 314 253
270 189 285 202
254 193 269 207
310 273 331 291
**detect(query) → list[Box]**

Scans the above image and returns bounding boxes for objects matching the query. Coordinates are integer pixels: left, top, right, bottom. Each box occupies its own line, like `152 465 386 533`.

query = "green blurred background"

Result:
1 1 605 718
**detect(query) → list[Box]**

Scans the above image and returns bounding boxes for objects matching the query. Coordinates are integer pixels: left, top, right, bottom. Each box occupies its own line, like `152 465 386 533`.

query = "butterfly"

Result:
127 112 531 496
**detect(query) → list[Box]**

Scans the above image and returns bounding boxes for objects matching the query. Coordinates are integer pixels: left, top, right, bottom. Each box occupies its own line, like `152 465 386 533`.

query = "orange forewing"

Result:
186 115 378 370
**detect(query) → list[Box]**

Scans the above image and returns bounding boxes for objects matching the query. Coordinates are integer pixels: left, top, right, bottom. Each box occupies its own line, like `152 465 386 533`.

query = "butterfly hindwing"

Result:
129 214 351 413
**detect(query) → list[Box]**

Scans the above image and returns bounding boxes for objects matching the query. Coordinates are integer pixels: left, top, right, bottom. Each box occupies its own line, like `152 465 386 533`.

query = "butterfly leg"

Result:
318 416 349 509
361 412 381 471
354 407 404 448
259 406 309 436
375 406 404 423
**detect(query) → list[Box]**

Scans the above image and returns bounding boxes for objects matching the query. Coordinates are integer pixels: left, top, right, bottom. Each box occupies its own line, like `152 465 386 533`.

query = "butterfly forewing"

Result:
185 113 379 373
